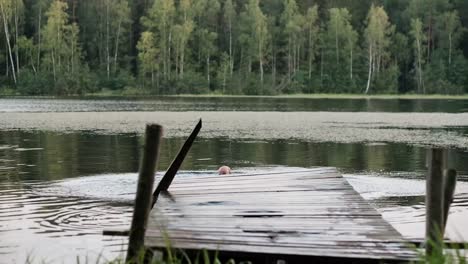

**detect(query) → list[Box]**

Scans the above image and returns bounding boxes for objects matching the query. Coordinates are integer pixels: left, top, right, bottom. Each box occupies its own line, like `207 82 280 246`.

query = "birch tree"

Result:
137 31 158 88
0 0 17 83
364 4 394 94
173 0 193 78
304 5 319 80
142 0 175 80
105 0 131 77
43 0 83 88
223 0 236 76
42 0 68 82
239 0 269 86
32 0 52 73
410 18 426 93
435 11 462 67
323 8 356 91
281 0 304 80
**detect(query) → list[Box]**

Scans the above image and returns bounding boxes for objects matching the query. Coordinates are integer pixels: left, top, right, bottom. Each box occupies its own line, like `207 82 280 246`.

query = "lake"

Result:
1 97 468 263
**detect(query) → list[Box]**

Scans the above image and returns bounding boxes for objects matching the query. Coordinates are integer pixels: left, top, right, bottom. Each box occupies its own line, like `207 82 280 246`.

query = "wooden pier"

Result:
103 122 426 263
106 168 417 262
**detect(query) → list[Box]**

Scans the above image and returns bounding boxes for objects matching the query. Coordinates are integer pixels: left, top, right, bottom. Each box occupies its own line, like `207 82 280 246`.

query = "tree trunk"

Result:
1 3 17 84
71 36 75 74
308 28 312 80
287 36 292 80
14 1 19 78
259 56 263 85
168 31 172 79
222 64 226 94
229 19 233 76
151 64 154 88
52 49 56 82
365 45 373 94
106 0 110 79
272 45 276 90
320 48 323 89
114 19 122 73
180 44 184 78
296 45 300 73
207 56 210 88
417 38 424 94
350 46 353 80
448 33 452 66
335 22 339 64
37 6 41 72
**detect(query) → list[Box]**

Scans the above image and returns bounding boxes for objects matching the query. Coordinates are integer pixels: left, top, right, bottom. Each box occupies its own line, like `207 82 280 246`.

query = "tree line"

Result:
1 0 467 95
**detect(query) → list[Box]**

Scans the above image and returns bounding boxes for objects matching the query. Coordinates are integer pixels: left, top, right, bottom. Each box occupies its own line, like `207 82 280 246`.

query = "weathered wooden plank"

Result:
145 238 415 260
105 168 416 261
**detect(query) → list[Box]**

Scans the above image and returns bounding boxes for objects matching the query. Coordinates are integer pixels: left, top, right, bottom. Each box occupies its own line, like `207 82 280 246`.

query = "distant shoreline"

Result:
2 93 468 100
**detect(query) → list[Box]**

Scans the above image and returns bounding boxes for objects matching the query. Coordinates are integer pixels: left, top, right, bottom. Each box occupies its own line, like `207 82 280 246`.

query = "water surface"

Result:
1 98 468 263
1 96 468 113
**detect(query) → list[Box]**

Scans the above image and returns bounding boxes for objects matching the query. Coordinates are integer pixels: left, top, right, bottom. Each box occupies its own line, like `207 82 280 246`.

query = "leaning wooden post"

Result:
425 148 445 256
442 169 457 234
126 124 163 263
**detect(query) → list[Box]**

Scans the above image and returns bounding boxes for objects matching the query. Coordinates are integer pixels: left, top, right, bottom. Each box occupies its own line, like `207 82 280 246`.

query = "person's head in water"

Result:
218 166 231 175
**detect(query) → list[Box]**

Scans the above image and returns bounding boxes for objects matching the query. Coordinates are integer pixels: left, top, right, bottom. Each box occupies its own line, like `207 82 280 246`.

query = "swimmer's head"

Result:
218 166 231 175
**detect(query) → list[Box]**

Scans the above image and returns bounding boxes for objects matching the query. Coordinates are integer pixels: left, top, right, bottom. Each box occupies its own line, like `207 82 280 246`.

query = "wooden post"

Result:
126 124 163 263
152 119 202 207
442 169 457 234
425 148 444 256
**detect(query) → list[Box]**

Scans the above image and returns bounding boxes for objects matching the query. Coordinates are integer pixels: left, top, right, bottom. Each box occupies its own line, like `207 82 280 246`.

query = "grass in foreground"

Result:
108 249 237 264
412 237 468 264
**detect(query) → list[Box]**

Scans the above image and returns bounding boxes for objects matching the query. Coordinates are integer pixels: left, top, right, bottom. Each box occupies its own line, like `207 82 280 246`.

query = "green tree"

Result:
0 0 19 83
405 0 452 61
137 31 158 88
410 18 426 93
281 0 304 80
142 0 175 81
198 28 217 88
42 0 68 82
173 0 194 78
240 0 269 87
223 0 236 76
31 0 52 73
435 11 463 67
110 0 131 75
42 0 84 93
322 8 357 92
304 5 319 81
364 4 394 94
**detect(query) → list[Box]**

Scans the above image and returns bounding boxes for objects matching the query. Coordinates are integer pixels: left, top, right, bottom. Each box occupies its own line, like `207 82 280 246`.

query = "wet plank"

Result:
108 168 417 261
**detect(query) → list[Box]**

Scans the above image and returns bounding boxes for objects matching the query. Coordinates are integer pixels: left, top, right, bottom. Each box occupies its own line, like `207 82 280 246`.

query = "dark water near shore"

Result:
1 97 468 263
2 96 468 113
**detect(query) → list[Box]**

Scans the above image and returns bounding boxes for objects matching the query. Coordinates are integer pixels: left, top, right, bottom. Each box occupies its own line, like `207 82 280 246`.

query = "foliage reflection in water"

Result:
1 130 468 263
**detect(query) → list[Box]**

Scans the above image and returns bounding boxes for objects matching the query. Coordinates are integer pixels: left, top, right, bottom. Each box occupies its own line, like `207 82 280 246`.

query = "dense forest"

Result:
0 0 467 95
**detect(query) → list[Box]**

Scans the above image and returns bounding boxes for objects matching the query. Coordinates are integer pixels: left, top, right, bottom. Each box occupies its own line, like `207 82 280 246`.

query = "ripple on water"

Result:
0 180 131 263
1 168 468 262
345 173 468 242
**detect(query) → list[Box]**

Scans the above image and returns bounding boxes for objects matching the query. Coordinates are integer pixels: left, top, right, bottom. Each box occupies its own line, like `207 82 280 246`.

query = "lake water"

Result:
1 97 468 263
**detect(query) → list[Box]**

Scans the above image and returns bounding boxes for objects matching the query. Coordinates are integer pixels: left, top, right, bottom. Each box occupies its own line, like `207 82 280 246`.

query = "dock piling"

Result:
126 124 163 263
425 148 445 255
442 169 457 233
425 148 458 256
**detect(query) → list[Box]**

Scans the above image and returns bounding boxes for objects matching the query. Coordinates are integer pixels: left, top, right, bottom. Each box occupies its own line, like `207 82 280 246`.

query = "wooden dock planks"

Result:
141 168 416 261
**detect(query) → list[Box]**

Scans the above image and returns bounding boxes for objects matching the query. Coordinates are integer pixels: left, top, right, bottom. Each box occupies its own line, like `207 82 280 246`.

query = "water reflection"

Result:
1 97 468 113
1 130 468 262
2 131 467 181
